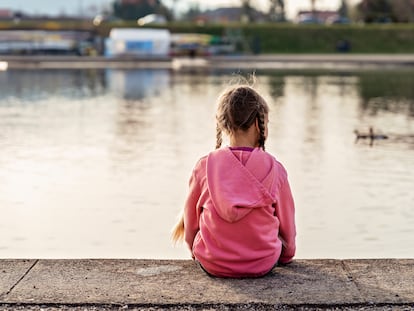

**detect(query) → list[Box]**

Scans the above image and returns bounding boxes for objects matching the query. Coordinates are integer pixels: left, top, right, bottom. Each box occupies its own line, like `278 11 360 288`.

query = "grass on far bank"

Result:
1 20 414 54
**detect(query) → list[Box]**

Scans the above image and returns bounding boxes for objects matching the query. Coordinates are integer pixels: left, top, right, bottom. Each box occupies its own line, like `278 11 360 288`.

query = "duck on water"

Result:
354 127 388 146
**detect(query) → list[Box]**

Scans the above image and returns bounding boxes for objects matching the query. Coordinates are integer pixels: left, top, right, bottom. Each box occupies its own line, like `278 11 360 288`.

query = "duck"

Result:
354 127 388 146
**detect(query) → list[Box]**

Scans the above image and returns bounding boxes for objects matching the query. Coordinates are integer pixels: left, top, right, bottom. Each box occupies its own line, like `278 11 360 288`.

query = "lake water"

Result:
1 67 413 260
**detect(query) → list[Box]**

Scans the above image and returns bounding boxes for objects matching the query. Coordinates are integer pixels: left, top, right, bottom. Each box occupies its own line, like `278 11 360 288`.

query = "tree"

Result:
241 0 256 22
310 0 316 12
391 0 414 22
182 2 201 21
112 0 171 21
356 0 394 23
310 0 318 20
268 0 286 21
338 0 349 18
170 0 179 21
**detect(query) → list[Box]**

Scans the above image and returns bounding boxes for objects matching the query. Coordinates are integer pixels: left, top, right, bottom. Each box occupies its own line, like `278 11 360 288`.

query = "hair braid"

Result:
215 123 223 149
257 109 266 150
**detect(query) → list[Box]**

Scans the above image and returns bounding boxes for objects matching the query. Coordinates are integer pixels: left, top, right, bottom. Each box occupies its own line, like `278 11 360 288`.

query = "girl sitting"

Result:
172 85 296 278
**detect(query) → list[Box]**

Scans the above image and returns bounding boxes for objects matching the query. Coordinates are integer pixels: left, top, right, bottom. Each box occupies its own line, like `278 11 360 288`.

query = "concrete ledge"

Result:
1 259 413 310
1 54 414 70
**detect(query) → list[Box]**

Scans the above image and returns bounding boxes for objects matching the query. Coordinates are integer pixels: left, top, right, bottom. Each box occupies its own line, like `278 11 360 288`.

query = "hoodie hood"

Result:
206 147 277 223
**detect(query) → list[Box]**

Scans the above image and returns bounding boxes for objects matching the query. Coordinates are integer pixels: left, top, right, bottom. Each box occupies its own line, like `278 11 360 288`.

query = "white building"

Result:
105 28 171 57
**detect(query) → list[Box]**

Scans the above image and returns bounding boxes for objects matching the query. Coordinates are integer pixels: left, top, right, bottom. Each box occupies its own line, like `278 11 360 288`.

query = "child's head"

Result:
215 85 269 150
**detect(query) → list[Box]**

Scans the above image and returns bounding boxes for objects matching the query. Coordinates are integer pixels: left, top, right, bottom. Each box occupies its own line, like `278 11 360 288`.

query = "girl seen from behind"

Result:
172 84 296 278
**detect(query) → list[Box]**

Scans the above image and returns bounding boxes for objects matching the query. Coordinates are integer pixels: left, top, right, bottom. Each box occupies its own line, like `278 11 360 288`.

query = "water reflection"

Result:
262 69 414 117
358 71 414 117
0 69 107 101
106 69 170 100
0 68 413 259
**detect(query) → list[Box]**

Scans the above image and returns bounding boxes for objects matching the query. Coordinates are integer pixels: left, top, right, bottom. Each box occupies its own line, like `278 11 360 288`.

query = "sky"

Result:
0 0 360 19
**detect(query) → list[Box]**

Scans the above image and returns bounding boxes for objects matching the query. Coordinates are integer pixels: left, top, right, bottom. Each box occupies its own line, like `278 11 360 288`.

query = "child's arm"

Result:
183 170 202 253
276 177 296 264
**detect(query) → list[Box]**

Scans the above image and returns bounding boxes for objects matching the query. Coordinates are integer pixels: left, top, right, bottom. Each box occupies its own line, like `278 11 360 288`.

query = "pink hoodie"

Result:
184 147 296 278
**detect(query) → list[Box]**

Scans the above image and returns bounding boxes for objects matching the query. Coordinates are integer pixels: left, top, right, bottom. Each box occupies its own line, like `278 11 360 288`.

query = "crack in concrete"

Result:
341 260 363 300
3 260 39 298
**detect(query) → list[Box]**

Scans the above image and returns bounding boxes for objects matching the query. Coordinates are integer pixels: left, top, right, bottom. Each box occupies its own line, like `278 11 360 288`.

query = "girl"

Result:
172 84 296 278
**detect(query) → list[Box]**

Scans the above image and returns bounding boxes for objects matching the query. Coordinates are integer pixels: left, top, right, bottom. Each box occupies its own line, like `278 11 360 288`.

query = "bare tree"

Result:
310 0 317 19
241 0 256 22
391 0 414 22
171 0 178 20
268 0 285 21
310 0 316 11
339 0 349 18
356 0 394 23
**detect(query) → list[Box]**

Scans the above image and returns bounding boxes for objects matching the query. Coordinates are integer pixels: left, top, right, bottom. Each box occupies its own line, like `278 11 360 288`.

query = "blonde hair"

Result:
171 214 184 243
215 85 269 150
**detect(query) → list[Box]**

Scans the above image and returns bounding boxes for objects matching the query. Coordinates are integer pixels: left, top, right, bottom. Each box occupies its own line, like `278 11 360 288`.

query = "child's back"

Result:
187 147 295 277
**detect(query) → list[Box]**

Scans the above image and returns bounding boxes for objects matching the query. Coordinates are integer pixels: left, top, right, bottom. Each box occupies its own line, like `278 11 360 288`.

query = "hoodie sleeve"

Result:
184 168 202 253
275 176 296 264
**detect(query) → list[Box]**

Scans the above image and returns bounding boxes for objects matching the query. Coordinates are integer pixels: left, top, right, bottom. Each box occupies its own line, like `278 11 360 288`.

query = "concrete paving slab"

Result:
3 259 362 306
2 259 198 305
0 260 37 298
344 259 414 304
0 259 413 309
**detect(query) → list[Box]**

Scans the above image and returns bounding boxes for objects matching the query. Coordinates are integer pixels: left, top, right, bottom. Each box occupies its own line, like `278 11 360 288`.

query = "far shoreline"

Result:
1 54 414 70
